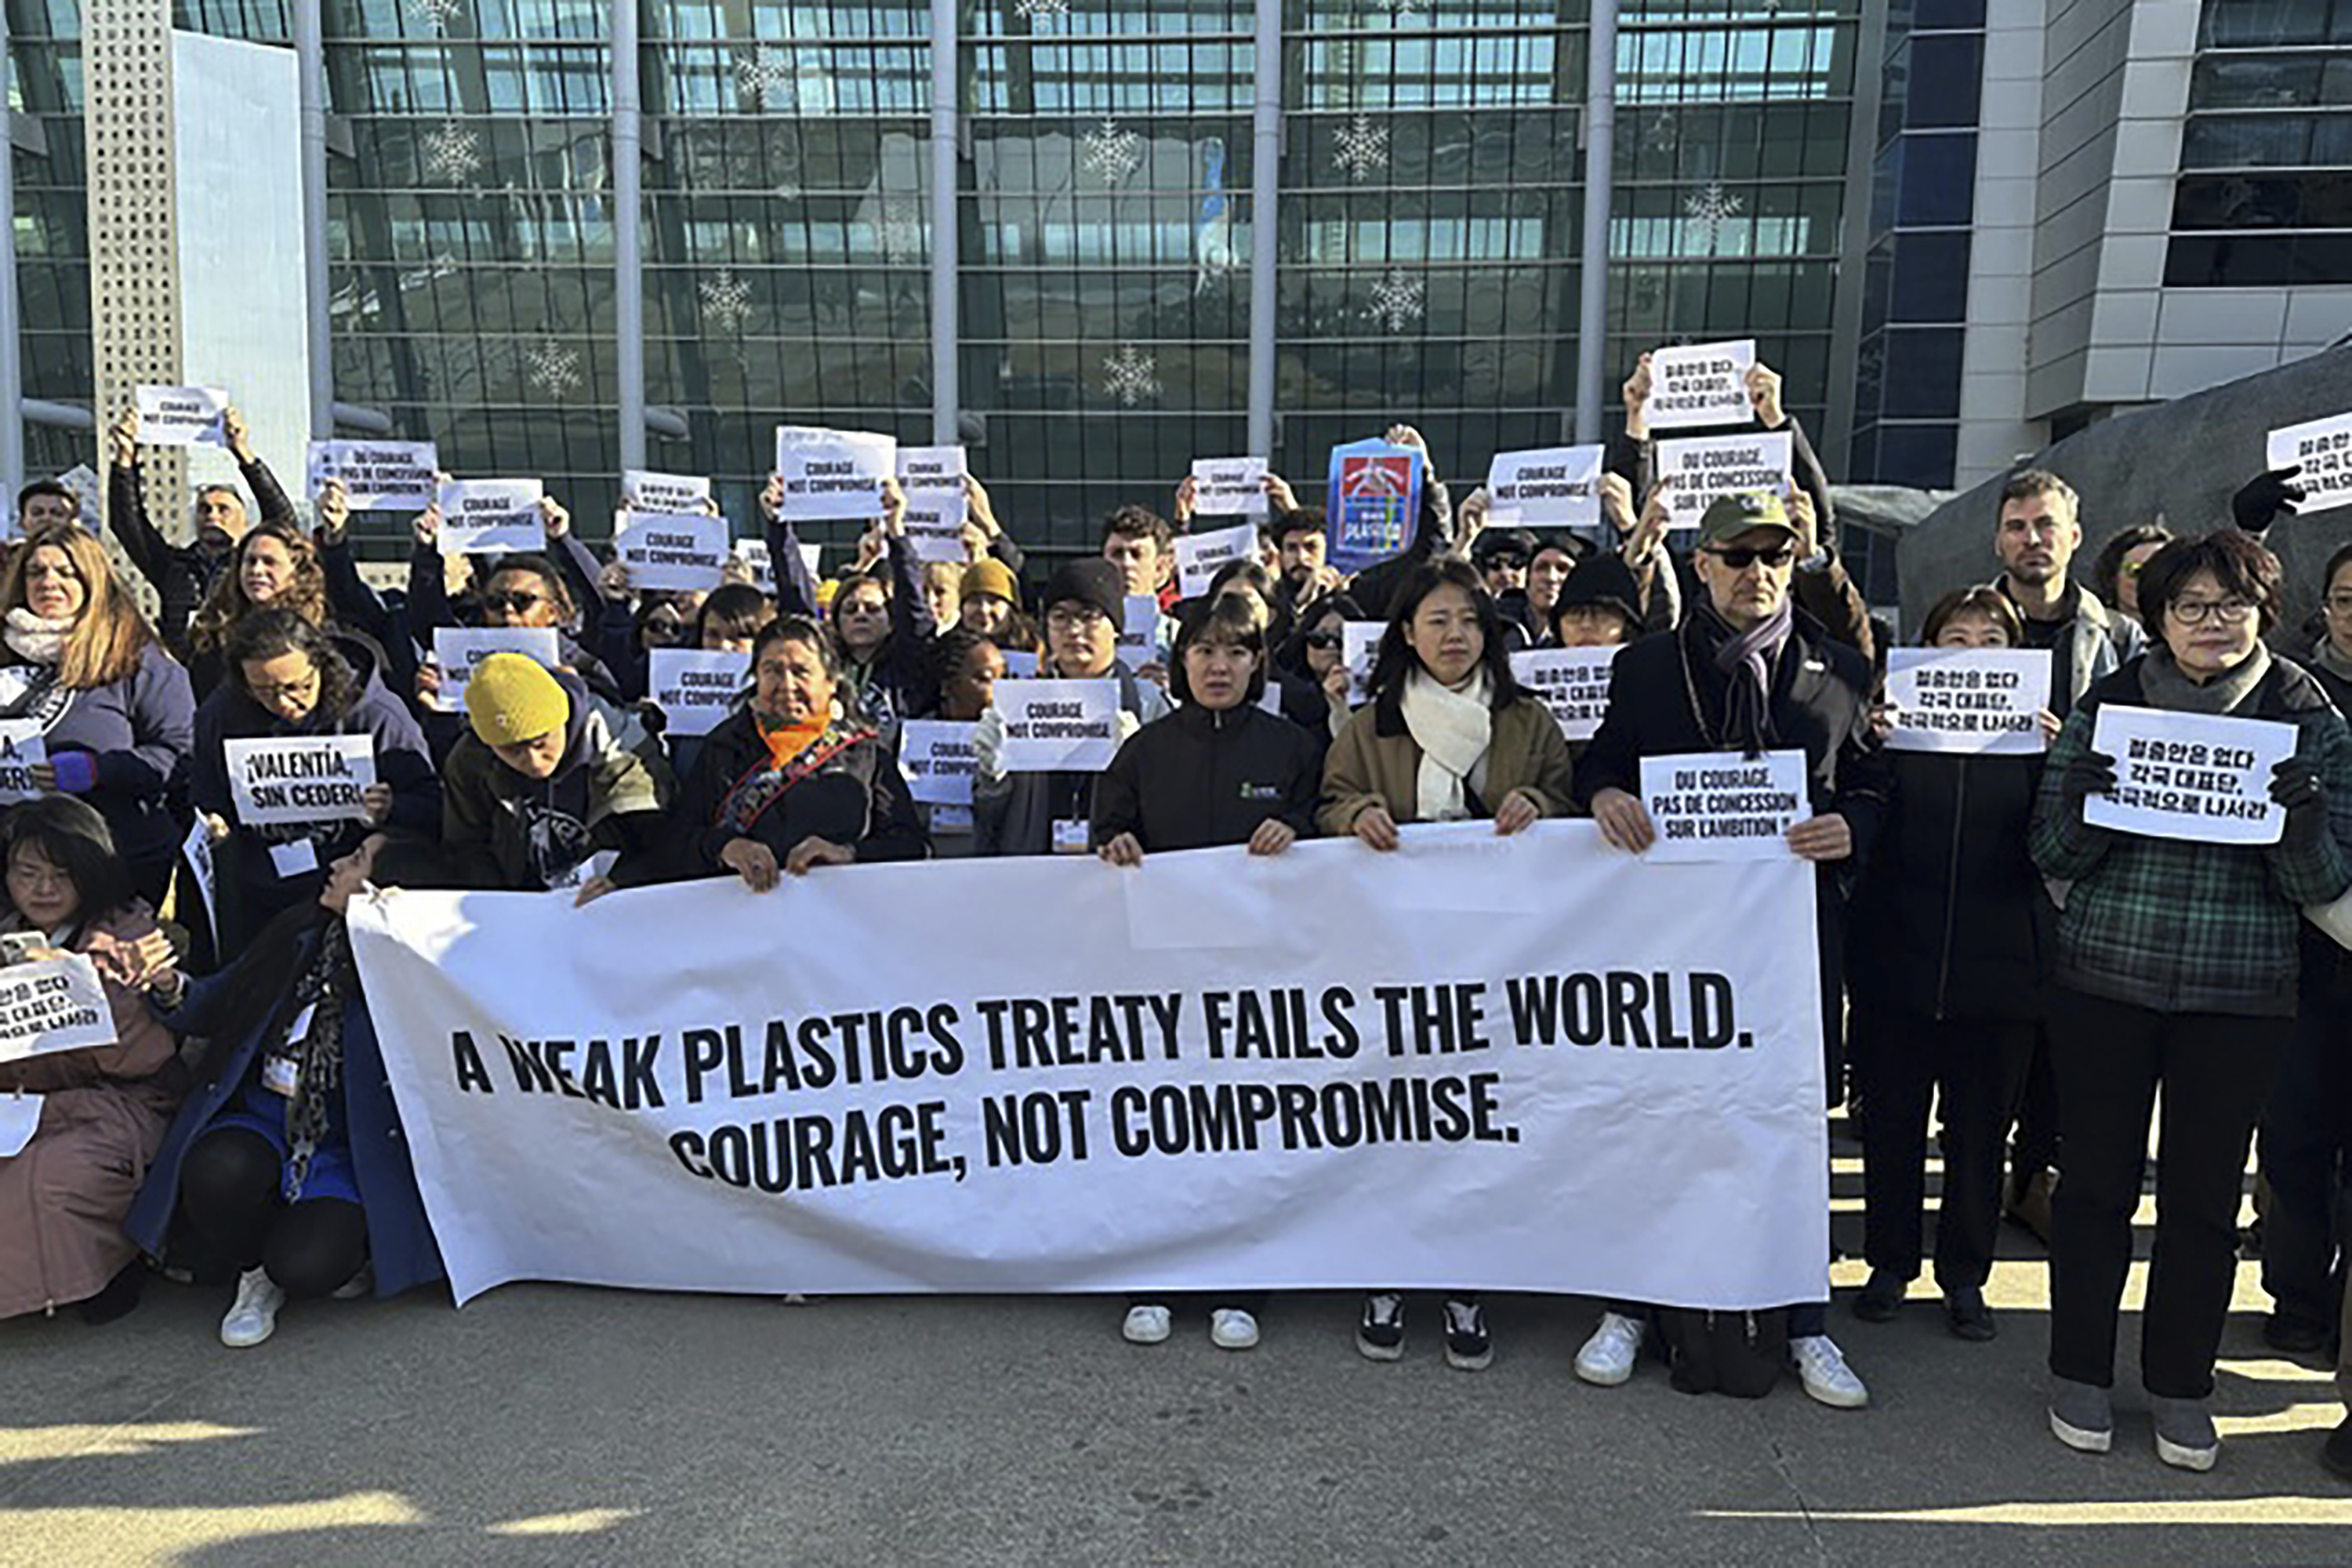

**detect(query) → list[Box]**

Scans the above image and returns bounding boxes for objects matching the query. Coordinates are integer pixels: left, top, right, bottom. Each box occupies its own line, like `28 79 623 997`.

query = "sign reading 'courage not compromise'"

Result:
350 826 1829 1309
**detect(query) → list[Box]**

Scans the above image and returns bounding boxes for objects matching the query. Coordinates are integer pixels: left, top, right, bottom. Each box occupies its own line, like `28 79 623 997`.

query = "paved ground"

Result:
3 1148 2347 1567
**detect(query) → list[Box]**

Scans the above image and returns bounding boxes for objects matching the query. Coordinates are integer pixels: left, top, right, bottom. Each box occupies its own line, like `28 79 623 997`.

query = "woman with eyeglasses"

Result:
191 610 440 958
2031 529 2352 1472
0 524 195 909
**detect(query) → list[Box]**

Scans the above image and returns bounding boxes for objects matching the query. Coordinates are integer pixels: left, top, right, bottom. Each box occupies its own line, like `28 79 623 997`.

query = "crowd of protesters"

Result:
0 356 2347 1488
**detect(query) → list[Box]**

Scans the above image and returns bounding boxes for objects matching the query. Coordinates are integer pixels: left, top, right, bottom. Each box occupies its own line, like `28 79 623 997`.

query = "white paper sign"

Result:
431 626 562 711
0 953 118 1065
1646 339 1757 430
775 426 897 521
731 538 776 593
0 721 47 804
2267 410 2352 515
307 441 439 513
648 648 750 739
1885 648 2052 755
1653 431 1795 529
1000 650 1040 679
621 470 711 514
1191 457 1269 520
1639 749 1807 862
223 735 378 827
996 680 1120 773
1343 622 1385 704
1117 595 1162 670
1508 648 1621 742
1486 445 1606 528
615 510 728 593
134 385 229 448
0 1092 39 1157
2085 706 2296 846
1174 522 1260 598
180 817 217 939
896 446 971 564
898 719 978 808
437 479 546 557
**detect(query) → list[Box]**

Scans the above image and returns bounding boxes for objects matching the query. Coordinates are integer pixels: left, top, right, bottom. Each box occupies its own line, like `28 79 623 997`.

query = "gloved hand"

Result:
1113 708 1142 747
2060 748 2118 808
49 750 96 794
2231 466 2306 535
2271 757 2328 844
971 704 1007 784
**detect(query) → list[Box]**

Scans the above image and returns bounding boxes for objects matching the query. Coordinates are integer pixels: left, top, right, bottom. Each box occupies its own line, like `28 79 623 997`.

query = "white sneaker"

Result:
1791 1334 1869 1409
1574 1311 1645 1387
1123 1304 1172 1345
1209 1308 1259 1350
220 1267 285 1349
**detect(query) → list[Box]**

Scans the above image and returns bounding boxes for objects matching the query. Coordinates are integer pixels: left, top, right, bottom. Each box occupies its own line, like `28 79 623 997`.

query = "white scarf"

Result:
1399 666 1493 822
3 607 71 666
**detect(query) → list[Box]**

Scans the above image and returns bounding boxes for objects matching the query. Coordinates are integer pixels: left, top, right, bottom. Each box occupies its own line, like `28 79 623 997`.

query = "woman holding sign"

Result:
1317 558 1571 1370
2031 530 2352 1472
0 524 195 909
1847 588 2058 1344
671 616 927 890
191 612 439 957
0 797 185 1325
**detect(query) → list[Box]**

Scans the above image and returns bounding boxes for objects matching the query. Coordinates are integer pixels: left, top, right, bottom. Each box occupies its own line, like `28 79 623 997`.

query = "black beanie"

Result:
1044 557 1128 633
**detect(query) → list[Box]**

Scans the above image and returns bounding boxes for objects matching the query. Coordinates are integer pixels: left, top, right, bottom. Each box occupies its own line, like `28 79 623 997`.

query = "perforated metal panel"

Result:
83 0 186 540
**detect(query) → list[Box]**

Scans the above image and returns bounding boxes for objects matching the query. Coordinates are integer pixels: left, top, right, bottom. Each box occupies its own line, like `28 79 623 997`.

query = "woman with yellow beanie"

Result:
444 652 667 901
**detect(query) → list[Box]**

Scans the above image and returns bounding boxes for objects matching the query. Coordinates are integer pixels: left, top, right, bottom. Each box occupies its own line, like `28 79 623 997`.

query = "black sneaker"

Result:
1443 1297 1491 1370
1356 1292 1404 1362
1853 1269 1906 1323
2323 1415 2352 1483
1944 1286 1997 1342
2263 1313 2331 1356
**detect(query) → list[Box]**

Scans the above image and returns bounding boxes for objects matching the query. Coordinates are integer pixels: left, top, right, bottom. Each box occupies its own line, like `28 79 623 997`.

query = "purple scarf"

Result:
1694 598 1793 757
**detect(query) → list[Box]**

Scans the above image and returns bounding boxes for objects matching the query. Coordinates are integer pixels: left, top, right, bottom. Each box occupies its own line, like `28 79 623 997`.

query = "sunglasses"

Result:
1705 544 1795 571
1303 631 1343 649
482 591 545 614
1486 556 1528 572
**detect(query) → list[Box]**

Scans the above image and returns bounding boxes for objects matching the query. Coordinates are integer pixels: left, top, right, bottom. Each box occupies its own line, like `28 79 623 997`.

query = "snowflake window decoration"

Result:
403 0 465 29
422 120 481 185
1081 118 1145 186
1334 114 1389 183
1102 345 1162 407
699 270 752 336
734 45 796 111
1683 180 1744 253
1014 0 1069 16
1367 270 1425 333
525 341 583 399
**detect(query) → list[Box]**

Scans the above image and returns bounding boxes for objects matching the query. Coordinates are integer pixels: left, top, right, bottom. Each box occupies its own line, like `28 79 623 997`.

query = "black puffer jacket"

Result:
1849 749 2050 1023
1091 702 1321 853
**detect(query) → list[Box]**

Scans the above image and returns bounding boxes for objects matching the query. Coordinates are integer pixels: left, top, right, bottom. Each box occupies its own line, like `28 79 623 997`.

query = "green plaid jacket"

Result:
2029 655 2352 1017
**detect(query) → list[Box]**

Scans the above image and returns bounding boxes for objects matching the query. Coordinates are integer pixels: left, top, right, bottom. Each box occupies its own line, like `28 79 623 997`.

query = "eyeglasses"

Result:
2165 598 2255 626
1486 555 1527 572
1302 631 1343 649
1046 605 1109 630
481 591 545 615
1705 544 1795 571
2326 594 2352 614
247 669 320 703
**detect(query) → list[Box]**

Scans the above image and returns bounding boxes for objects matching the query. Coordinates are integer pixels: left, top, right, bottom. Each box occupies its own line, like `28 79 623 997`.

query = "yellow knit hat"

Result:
464 652 568 746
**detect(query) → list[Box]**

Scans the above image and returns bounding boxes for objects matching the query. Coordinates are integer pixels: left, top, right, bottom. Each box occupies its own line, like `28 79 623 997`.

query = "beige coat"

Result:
1317 691 1575 836
0 907 185 1319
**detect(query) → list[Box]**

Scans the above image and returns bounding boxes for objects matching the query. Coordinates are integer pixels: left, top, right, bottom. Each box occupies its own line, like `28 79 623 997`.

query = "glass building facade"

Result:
11 0 1871 561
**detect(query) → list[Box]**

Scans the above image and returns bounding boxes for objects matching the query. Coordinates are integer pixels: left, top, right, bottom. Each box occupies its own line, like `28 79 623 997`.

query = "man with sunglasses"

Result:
1573 489 1889 1410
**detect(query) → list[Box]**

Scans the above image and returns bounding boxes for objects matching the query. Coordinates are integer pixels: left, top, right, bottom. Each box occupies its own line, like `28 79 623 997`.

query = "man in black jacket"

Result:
1571 488 1889 1410
105 403 295 657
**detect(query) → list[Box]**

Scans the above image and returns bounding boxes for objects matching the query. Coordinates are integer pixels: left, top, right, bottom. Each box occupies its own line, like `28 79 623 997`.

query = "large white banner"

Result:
350 825 1829 1308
